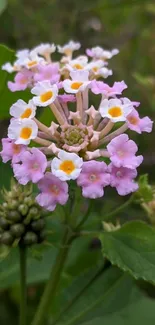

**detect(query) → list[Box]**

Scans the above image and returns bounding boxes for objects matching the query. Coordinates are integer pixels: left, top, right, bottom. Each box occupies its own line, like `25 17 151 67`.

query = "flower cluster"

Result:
1 41 153 211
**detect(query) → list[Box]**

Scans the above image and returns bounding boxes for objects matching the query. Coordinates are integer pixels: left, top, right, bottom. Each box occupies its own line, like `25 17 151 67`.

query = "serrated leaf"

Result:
100 221 155 284
0 44 31 119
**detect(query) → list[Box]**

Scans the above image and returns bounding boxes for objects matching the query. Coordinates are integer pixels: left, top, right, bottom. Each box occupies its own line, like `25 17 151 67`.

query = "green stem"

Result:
103 195 134 221
19 245 27 325
31 228 72 325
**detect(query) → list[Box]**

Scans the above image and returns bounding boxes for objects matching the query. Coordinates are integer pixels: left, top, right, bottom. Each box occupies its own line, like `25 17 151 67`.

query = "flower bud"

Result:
1 231 14 246
0 217 10 230
26 207 41 220
31 218 45 232
18 204 29 216
8 210 22 223
10 224 25 238
24 197 34 207
23 232 38 246
38 230 46 243
7 200 18 210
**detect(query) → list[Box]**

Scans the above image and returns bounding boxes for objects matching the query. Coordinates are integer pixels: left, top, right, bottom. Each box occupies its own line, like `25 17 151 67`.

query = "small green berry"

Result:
8 211 22 223
23 232 38 246
0 217 10 230
1 231 14 246
31 218 45 232
18 204 29 216
10 224 25 238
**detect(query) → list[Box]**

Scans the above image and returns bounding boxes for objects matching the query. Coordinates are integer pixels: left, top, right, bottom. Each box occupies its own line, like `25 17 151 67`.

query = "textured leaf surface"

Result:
100 221 155 283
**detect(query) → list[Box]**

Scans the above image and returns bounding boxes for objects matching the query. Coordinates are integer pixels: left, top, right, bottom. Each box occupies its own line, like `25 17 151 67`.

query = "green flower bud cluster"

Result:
0 179 46 247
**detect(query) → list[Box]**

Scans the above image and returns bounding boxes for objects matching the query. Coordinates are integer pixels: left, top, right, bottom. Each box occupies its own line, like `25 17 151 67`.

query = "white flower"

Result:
16 49 30 59
87 46 119 60
31 80 58 107
30 43 56 56
63 70 91 94
10 99 37 120
22 55 45 69
57 41 81 56
99 98 132 123
51 150 83 181
8 118 38 145
2 63 15 73
65 56 88 72
87 60 112 78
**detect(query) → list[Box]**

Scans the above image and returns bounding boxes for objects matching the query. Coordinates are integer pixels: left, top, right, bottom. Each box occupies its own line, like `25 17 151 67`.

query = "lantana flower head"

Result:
1 40 153 211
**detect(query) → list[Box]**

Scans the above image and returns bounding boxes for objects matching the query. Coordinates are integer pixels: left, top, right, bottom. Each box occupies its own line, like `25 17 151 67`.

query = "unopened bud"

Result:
10 224 25 238
8 200 18 210
1 231 14 246
103 221 121 232
0 217 9 230
23 232 38 246
8 211 22 223
38 230 46 243
18 204 29 216
24 197 34 207
27 207 40 220
31 218 45 232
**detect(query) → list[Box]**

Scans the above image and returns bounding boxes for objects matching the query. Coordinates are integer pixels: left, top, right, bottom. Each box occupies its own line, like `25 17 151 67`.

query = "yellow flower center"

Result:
73 63 83 70
59 160 75 174
92 67 98 73
13 144 21 154
20 127 32 139
40 91 53 102
127 116 138 125
20 108 32 119
28 60 38 68
71 82 83 90
108 106 122 118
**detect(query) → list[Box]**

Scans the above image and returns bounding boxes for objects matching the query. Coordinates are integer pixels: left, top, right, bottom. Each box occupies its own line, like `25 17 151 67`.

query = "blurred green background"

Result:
0 0 155 324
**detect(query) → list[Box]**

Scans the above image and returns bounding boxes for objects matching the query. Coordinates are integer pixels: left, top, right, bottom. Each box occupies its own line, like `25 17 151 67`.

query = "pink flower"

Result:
0 138 26 163
108 163 138 196
77 160 110 199
91 80 127 96
36 172 69 211
58 94 76 103
34 63 60 84
8 69 33 92
13 148 47 185
107 134 143 169
127 108 153 134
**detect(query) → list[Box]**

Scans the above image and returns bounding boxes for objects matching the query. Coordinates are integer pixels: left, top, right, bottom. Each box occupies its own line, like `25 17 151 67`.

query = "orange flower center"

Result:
71 82 83 90
73 63 83 70
40 91 53 102
20 127 32 139
59 160 75 174
20 108 32 119
108 106 122 118
28 60 37 68
92 67 99 73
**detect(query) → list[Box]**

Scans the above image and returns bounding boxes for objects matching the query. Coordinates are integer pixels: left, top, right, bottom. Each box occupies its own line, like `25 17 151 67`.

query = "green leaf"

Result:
100 221 155 284
80 290 155 325
0 0 7 14
0 44 31 119
135 174 153 202
53 267 134 325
